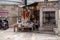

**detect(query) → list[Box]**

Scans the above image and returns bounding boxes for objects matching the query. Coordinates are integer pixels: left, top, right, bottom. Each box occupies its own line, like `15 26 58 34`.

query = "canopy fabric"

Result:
0 0 19 1
0 0 22 5
0 1 19 5
0 0 58 5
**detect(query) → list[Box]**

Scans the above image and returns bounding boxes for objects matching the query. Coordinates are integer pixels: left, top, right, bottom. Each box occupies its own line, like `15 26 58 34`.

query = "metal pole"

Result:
25 0 27 6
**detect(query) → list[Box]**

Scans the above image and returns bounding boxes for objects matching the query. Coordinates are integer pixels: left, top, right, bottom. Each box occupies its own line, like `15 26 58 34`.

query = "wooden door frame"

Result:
39 7 58 31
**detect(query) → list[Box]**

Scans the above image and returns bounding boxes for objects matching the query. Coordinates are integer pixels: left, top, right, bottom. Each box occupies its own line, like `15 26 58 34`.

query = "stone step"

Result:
40 27 53 31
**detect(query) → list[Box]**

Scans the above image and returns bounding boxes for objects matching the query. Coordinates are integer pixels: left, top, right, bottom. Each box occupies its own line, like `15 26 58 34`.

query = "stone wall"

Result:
38 1 58 33
0 5 18 27
57 1 60 35
58 9 60 35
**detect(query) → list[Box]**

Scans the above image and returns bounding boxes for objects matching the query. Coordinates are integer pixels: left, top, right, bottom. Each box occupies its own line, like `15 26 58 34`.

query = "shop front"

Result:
39 1 58 33
16 1 58 33
16 2 40 32
40 7 58 32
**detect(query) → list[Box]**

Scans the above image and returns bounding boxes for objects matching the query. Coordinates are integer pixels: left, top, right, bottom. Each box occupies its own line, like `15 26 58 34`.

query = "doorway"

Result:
42 11 56 31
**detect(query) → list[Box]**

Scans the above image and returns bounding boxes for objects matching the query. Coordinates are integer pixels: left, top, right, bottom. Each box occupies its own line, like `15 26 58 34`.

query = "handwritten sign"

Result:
0 10 8 16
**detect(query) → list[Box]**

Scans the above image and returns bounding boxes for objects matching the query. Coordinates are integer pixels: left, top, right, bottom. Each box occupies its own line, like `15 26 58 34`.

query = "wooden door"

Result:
42 11 56 31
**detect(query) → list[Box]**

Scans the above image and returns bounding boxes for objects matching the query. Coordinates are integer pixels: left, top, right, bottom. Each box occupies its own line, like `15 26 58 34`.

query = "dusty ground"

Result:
0 28 59 40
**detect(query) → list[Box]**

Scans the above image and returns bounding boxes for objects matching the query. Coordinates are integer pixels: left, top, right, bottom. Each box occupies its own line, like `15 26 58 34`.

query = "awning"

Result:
0 0 22 2
27 1 35 5
0 1 20 5
0 0 22 5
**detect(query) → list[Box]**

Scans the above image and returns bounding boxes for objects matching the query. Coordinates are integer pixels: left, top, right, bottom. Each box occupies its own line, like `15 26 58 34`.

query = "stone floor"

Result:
0 28 59 40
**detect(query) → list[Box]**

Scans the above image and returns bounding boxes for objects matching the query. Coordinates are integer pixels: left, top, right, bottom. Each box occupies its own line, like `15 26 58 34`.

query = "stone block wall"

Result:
0 5 19 27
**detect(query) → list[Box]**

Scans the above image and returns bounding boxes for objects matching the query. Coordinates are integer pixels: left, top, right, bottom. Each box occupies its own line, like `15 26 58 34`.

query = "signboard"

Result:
0 10 8 16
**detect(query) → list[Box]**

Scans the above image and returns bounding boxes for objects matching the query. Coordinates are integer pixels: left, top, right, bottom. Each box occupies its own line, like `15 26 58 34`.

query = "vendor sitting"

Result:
33 19 39 31
17 19 22 28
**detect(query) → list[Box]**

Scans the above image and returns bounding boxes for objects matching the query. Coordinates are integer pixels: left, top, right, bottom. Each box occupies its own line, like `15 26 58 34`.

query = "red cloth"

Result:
22 11 26 19
26 12 29 18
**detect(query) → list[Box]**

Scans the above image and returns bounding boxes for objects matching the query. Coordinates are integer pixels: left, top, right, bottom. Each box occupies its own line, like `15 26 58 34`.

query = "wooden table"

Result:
13 24 33 32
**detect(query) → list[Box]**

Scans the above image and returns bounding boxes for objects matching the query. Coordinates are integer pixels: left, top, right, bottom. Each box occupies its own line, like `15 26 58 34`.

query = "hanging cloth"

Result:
22 11 26 19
